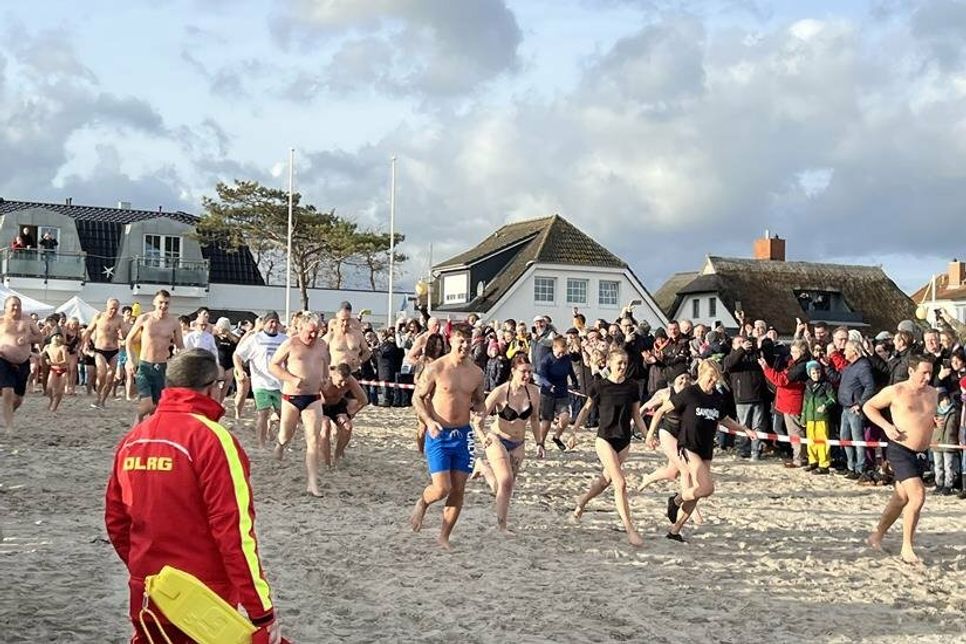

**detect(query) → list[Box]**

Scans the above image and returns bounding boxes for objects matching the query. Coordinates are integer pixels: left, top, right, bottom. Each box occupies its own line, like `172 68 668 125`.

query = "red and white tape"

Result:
716 426 965 451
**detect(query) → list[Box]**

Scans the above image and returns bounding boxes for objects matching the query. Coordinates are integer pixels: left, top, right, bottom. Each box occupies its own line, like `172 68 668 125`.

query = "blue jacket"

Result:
537 353 576 399
837 356 875 408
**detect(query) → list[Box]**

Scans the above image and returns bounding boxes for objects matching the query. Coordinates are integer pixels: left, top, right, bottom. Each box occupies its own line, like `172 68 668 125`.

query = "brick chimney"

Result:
949 259 966 289
753 229 786 261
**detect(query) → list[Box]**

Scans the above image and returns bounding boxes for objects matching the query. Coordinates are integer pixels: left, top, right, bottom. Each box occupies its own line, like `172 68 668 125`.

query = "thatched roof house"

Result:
656 234 916 336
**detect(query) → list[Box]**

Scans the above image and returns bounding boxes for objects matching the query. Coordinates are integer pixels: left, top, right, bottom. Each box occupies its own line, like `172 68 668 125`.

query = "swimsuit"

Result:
425 425 475 475
0 357 31 397
494 387 532 452
887 441 926 482
323 400 349 421
50 365 68 376
283 393 321 412
499 437 525 452
253 389 281 412
94 347 120 363
135 361 167 404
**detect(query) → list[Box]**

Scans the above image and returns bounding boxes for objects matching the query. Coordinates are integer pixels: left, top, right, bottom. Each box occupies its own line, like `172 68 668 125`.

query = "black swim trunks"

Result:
94 347 120 363
282 393 321 412
887 441 926 483
0 357 31 397
323 400 349 421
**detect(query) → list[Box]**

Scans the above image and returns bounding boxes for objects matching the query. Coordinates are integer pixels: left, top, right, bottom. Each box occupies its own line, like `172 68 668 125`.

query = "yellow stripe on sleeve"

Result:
192 414 273 612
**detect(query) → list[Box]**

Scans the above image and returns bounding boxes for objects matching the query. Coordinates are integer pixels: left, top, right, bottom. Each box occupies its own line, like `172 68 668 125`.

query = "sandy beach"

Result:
1 393 965 643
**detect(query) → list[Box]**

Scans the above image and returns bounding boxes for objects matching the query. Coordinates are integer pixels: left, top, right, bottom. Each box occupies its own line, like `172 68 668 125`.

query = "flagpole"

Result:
285 147 294 323
427 243 433 316
387 155 397 327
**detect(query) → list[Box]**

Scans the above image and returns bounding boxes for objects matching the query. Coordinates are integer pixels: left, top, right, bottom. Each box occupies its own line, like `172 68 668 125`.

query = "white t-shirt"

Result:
235 331 287 391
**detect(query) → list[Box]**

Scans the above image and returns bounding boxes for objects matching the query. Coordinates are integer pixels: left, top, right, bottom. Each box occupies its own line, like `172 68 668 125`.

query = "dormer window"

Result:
795 289 851 314
144 234 181 268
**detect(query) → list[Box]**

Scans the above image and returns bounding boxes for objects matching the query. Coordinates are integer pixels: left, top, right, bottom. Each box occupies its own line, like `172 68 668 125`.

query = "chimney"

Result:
65 197 72 206
949 259 966 289
754 231 786 261
118 201 131 210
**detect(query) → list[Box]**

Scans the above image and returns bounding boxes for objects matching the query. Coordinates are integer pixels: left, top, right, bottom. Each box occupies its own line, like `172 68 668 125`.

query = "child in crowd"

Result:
43 334 69 412
932 389 959 496
484 339 508 393
801 360 835 474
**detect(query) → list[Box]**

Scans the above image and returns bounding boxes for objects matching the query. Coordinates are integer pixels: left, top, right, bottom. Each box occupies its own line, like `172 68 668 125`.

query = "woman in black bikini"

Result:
63 317 81 395
571 348 648 547
474 353 541 533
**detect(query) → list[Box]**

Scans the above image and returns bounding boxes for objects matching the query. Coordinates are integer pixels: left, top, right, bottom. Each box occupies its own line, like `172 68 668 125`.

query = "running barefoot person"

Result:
82 298 125 409
641 366 694 488
864 355 938 564
125 290 183 422
269 313 330 497
571 349 647 548
662 360 757 543
410 326 485 549
234 314 286 448
474 354 541 533
0 296 44 431
325 307 371 376
43 334 69 412
63 317 81 395
320 363 369 466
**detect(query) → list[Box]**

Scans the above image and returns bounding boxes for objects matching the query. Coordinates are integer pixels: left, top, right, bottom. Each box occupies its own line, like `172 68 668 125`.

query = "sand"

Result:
1 393 965 643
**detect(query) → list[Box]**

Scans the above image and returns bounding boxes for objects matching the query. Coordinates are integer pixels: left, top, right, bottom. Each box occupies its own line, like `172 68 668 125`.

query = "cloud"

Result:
270 0 522 98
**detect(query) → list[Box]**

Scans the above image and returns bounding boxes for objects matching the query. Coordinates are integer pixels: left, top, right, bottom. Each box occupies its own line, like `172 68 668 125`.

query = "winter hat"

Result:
487 339 500 353
806 360 821 374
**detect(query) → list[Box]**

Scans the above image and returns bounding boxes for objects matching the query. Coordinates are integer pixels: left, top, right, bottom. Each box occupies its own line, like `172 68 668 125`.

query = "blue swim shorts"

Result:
425 425 475 475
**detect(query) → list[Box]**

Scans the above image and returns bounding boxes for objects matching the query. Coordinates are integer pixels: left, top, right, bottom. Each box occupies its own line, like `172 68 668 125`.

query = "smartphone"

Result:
629 299 643 307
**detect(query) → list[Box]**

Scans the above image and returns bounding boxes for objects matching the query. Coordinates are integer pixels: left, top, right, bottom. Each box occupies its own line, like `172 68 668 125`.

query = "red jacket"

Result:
763 361 806 416
105 388 275 628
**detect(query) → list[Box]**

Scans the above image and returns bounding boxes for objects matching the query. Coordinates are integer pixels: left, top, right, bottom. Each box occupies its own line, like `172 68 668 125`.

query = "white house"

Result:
0 198 409 321
431 215 667 328
910 259 966 326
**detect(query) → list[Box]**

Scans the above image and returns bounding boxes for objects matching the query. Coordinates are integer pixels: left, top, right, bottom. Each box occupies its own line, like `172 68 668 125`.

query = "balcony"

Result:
129 256 209 289
0 249 87 282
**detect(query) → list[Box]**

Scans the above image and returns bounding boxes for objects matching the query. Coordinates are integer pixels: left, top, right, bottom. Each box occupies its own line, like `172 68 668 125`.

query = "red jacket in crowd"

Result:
105 387 276 639
763 361 806 416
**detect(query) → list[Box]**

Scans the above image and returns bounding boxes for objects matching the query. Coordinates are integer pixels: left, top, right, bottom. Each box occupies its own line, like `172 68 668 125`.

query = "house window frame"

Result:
442 272 469 304
708 296 717 317
534 276 556 304
38 226 61 243
598 280 620 307
144 234 182 268
691 298 700 319
566 278 588 305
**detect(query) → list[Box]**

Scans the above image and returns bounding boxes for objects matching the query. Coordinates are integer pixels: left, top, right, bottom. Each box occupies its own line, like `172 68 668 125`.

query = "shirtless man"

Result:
406 316 442 364
269 312 330 497
409 326 485 549
320 363 369 465
325 308 371 376
863 354 938 564
82 298 125 409
125 290 183 421
0 296 44 431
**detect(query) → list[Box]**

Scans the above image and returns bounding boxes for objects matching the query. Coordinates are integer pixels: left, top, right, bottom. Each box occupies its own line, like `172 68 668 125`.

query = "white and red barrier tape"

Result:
715 425 965 451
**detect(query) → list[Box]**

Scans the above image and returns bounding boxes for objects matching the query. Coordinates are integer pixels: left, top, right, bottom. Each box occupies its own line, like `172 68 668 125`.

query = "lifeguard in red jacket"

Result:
105 349 282 643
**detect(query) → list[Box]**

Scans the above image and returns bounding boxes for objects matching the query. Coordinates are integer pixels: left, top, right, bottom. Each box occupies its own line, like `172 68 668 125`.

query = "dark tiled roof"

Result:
434 214 628 312
0 199 263 285
679 257 916 335
653 271 699 317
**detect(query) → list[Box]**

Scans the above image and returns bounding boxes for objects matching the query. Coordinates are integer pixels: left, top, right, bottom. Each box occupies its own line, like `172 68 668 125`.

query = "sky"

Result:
1 0 964 295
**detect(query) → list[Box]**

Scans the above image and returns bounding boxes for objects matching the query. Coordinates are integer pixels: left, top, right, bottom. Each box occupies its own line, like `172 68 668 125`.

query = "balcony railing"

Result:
0 248 87 281
129 256 209 288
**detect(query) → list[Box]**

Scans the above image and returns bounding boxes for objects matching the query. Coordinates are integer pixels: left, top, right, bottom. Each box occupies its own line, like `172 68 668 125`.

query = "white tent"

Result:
56 296 100 324
0 285 55 315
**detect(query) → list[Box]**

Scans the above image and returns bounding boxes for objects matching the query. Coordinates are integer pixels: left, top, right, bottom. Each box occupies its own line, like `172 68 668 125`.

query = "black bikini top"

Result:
499 386 534 421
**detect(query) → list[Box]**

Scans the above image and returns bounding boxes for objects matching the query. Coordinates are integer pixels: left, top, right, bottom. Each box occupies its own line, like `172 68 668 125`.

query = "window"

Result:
38 226 60 242
144 234 182 268
692 298 700 319
534 277 556 303
599 280 620 306
566 278 588 304
443 274 468 303
708 297 717 317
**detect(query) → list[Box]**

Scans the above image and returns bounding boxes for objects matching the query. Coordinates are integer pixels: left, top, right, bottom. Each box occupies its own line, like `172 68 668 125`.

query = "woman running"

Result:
474 354 541 533
233 317 261 420
63 317 81 395
44 334 69 412
571 348 648 548
640 365 692 487
655 359 756 542
213 317 239 404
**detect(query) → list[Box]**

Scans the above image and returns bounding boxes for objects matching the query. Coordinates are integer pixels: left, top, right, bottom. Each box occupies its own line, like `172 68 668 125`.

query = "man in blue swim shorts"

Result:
410 326 485 549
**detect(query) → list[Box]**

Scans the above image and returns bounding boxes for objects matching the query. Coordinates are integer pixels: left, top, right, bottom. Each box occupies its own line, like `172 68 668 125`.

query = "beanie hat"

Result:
806 360 821 373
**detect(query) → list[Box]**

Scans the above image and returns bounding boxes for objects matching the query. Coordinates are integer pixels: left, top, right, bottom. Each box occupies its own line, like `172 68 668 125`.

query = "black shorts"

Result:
323 401 349 421
888 442 925 483
0 357 31 397
599 432 631 453
539 394 570 422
